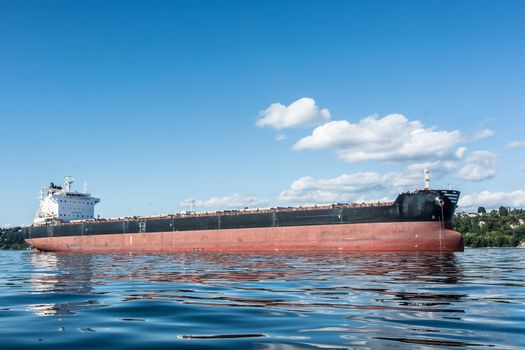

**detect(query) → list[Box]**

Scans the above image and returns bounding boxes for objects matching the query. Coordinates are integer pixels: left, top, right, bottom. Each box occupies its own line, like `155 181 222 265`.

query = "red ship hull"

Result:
25 221 463 253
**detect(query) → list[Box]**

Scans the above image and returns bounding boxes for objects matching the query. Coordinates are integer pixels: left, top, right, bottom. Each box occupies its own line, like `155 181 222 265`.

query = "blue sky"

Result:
1 0 524 226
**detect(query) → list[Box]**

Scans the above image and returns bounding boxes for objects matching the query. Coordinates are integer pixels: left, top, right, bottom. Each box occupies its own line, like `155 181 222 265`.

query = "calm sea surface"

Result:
0 249 524 349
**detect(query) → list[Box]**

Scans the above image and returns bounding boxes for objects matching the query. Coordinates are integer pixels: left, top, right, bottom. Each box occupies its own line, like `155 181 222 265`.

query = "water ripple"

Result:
0 249 524 349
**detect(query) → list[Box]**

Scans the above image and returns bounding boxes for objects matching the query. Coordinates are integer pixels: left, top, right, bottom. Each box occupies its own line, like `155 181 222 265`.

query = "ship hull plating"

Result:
25 221 463 253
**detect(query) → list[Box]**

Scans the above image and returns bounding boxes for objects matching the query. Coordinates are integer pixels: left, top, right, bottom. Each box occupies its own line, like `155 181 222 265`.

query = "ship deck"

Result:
34 201 397 227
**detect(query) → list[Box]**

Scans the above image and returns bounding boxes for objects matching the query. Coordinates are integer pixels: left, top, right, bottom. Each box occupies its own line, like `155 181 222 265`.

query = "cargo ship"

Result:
22 171 463 253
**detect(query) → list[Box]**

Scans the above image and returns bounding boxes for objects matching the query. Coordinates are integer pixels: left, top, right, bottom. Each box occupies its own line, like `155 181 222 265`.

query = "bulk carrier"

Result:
22 171 463 253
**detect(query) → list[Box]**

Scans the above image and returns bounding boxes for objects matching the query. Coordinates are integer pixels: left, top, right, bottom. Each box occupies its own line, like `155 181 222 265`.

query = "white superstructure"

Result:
33 176 100 225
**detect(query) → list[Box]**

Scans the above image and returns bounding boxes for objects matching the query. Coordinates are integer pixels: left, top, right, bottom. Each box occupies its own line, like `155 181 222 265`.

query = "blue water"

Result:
0 249 524 349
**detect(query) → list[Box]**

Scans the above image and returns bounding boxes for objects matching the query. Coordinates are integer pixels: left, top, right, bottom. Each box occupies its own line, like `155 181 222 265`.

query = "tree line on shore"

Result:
0 227 29 250
453 207 525 248
2 207 525 250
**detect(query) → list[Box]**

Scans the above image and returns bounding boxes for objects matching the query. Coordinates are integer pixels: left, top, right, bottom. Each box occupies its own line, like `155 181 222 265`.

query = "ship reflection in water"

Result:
27 253 105 316
9 250 523 349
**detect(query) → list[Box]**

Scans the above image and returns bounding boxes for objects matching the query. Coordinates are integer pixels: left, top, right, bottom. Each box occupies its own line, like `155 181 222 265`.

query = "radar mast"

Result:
64 176 74 192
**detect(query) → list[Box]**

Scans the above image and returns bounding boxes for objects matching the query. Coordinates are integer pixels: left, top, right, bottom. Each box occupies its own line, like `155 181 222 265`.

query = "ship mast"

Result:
65 176 74 192
424 168 430 190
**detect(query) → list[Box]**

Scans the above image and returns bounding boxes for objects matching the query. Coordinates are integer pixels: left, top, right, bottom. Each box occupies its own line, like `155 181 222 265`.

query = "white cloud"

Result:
256 97 331 129
278 173 390 204
506 140 525 149
459 190 525 211
457 151 497 181
472 128 495 140
278 162 456 205
275 133 286 141
293 114 461 163
181 194 269 210
455 147 467 159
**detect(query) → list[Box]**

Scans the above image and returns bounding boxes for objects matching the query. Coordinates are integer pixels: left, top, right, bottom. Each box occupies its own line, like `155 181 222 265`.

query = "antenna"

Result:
83 181 88 194
65 176 74 192
189 199 196 212
424 168 430 190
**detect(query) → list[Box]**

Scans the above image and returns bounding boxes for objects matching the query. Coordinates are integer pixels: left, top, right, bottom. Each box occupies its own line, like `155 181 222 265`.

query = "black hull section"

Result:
23 190 459 239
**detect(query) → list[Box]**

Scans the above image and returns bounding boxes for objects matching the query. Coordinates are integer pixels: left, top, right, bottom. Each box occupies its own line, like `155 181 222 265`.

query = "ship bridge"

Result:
33 176 100 225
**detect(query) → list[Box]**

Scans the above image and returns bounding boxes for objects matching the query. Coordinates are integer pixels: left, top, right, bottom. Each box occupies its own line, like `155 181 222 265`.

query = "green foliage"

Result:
454 208 525 248
0 227 29 250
